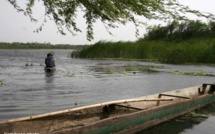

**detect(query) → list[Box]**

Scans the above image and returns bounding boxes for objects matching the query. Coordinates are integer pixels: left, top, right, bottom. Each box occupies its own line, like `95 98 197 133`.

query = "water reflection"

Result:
45 72 55 83
44 69 55 93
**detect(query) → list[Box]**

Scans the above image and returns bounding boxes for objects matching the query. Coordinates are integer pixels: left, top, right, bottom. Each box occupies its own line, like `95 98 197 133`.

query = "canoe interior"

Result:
0 84 215 134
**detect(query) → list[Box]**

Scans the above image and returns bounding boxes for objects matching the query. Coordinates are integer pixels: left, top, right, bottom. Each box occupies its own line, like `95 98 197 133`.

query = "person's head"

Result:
47 53 51 57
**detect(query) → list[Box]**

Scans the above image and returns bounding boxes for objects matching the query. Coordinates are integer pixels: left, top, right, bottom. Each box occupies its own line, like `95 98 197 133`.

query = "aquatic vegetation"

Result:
92 66 133 74
171 70 214 76
24 63 35 68
141 104 215 134
67 73 75 77
140 110 209 134
125 66 136 72
0 79 5 86
90 64 161 75
178 112 208 124
105 70 115 74
149 65 164 69
104 69 136 74
71 21 215 64
189 112 208 119
72 39 215 64
194 102 215 115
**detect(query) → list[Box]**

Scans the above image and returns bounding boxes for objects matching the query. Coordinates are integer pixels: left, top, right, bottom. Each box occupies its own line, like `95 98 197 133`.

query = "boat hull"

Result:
0 84 215 134
52 94 215 134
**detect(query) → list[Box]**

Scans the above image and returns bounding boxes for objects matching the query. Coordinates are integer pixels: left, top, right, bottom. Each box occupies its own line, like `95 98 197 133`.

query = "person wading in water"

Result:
45 53 55 69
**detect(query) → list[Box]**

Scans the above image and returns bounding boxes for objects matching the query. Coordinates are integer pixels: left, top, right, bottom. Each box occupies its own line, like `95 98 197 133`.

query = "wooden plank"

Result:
158 94 191 99
157 94 190 106
139 98 173 101
113 104 146 111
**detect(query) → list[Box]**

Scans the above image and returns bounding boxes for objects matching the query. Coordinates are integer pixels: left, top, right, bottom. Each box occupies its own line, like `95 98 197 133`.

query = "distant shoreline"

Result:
0 42 88 49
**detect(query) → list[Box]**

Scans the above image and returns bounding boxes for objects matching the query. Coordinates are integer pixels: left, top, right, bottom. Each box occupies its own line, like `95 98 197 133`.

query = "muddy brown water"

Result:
0 49 215 133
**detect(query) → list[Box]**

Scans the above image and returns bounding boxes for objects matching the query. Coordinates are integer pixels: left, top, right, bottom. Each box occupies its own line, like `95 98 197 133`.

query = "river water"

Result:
0 49 215 133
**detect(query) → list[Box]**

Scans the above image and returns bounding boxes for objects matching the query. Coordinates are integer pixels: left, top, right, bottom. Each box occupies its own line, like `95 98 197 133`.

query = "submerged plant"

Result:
149 65 164 69
105 70 115 74
67 73 75 77
125 66 136 72
172 70 214 76
0 79 5 86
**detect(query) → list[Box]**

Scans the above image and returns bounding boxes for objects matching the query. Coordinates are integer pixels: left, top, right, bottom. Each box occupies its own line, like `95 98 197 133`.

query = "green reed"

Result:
71 38 215 64
71 20 215 64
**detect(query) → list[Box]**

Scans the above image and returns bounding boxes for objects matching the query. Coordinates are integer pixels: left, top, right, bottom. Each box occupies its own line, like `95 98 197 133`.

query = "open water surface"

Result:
0 49 215 133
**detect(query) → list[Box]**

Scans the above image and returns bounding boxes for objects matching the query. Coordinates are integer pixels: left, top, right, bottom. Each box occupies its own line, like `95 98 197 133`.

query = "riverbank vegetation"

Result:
0 42 87 49
71 20 215 64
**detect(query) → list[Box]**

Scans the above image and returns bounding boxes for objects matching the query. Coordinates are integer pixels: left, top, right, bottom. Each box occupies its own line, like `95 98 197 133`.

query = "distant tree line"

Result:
144 20 215 41
0 42 87 49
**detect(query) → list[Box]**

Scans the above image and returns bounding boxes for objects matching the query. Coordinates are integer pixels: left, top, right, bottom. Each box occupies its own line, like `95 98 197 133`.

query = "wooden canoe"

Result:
0 83 215 134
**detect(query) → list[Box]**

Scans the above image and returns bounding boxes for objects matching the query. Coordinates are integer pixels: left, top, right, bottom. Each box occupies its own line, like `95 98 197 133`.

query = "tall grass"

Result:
71 38 215 64
72 20 215 64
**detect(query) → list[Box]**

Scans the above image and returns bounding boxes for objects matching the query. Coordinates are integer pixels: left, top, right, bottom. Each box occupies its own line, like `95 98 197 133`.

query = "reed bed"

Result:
71 38 215 64
72 20 215 64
